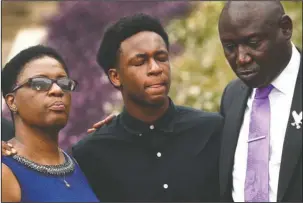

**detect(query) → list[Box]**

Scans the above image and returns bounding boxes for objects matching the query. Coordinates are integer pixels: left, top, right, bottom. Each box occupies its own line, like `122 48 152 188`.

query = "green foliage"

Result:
166 1 302 112
283 1 302 49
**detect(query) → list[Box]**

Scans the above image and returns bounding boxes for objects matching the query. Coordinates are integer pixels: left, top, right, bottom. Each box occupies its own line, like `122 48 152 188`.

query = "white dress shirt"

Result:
232 43 301 202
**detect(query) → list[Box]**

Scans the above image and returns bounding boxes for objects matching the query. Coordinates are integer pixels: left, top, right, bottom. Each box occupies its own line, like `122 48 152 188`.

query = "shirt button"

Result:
163 184 168 189
157 152 162 157
150 125 154 130
138 133 142 136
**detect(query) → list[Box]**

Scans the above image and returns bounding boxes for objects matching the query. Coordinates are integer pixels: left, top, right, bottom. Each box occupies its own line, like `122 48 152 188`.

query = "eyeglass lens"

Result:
30 78 76 91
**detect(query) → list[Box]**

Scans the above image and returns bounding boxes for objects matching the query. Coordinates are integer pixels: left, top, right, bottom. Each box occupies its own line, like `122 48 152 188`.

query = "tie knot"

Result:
255 85 274 99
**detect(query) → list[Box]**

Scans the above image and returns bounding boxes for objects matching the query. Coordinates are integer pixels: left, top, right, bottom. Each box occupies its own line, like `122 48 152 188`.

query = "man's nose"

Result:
148 59 163 76
236 45 252 66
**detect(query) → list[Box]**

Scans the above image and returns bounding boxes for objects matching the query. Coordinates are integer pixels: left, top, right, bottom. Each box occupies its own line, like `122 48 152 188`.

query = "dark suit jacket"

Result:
219 55 302 202
1 117 15 141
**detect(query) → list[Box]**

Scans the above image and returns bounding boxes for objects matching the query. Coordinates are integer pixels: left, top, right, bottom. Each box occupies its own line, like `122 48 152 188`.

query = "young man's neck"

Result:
124 97 170 124
11 120 64 165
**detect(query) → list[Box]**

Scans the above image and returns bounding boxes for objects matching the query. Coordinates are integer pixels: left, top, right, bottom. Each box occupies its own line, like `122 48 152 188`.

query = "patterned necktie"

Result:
244 85 274 202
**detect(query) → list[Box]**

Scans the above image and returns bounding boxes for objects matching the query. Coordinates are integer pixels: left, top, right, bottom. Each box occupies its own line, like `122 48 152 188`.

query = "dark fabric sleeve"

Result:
207 115 224 202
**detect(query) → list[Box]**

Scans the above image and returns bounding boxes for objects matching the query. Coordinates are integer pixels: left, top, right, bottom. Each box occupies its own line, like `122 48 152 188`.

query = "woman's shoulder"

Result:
1 163 21 202
1 155 17 167
2 162 17 181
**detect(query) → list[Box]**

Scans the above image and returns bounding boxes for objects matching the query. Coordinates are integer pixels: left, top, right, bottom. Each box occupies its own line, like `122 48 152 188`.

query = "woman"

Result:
1 45 99 202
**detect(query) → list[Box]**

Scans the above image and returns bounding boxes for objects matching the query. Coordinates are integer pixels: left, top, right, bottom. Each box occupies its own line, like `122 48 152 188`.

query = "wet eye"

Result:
223 43 236 52
248 39 261 49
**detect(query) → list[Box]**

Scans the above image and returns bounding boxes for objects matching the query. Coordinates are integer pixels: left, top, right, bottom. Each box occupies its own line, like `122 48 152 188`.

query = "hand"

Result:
2 141 17 156
87 114 116 133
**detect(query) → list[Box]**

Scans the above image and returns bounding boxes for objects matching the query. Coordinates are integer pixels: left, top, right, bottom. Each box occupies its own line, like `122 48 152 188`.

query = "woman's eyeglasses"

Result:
11 77 78 93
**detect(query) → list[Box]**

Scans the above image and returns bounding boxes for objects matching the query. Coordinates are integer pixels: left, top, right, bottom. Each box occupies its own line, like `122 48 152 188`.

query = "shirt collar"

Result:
271 42 301 95
121 97 176 134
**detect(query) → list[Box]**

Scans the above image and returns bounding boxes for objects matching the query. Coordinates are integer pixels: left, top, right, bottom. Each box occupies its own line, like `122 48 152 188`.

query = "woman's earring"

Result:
10 105 17 113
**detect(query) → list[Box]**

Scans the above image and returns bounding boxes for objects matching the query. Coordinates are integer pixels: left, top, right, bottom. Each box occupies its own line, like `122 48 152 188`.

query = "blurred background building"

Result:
2 1 302 150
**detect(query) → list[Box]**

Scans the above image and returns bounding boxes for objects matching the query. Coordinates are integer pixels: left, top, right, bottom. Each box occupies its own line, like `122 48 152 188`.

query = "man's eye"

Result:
223 43 236 52
132 59 145 66
156 54 168 62
248 40 260 48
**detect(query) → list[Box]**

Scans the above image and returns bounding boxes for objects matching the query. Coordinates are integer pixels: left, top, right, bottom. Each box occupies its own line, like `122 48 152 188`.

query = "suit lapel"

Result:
277 58 302 201
220 83 252 197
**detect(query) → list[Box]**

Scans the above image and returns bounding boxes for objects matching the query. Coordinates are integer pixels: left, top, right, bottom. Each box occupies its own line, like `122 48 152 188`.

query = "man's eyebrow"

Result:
134 53 148 58
128 53 148 63
128 50 168 60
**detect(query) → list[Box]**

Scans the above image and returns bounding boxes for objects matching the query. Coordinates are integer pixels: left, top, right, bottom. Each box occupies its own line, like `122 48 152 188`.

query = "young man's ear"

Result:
108 68 121 88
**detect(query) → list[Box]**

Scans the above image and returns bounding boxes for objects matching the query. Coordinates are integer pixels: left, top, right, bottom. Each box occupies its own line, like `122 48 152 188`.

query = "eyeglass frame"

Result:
10 76 78 93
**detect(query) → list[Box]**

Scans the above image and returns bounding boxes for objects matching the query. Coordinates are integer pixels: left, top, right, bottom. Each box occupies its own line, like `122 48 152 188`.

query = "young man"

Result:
72 13 223 202
218 1 302 202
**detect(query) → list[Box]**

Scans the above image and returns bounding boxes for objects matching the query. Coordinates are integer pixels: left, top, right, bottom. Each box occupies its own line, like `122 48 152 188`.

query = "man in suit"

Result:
218 1 302 202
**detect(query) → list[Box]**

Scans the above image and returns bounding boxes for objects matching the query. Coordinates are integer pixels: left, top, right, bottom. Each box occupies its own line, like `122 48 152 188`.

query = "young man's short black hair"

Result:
1 45 69 96
96 13 169 76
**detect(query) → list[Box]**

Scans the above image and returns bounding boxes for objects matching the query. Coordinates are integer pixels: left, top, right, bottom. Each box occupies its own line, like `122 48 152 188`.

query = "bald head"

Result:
219 1 285 31
223 1 284 14
217 1 293 88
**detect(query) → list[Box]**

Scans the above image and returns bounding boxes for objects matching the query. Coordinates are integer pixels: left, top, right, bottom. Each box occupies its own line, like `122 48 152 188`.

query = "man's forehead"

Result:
221 13 265 31
223 4 265 24
120 31 166 55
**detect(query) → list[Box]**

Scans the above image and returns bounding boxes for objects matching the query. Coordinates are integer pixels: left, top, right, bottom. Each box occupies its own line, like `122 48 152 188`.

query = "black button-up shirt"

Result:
72 100 223 202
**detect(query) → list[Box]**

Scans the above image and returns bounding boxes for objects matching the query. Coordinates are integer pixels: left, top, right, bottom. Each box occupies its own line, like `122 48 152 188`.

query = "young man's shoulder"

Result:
72 114 122 151
175 105 222 119
174 105 223 128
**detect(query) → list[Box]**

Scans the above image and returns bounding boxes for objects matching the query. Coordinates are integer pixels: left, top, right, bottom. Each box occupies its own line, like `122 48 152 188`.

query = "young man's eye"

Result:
133 59 145 66
130 56 147 66
156 54 169 62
